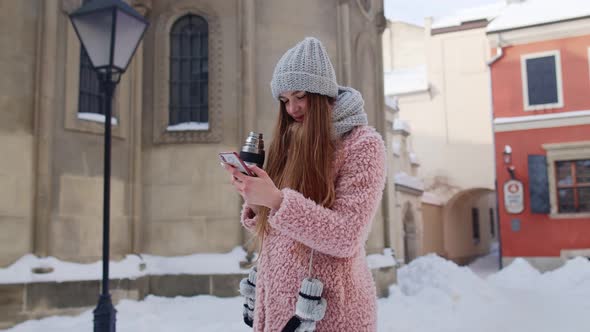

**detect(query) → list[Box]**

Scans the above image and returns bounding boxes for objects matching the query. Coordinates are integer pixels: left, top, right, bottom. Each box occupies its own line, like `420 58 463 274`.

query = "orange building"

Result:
487 1 590 271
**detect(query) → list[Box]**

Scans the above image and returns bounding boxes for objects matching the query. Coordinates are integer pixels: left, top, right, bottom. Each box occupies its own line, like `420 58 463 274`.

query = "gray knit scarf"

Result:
332 86 368 139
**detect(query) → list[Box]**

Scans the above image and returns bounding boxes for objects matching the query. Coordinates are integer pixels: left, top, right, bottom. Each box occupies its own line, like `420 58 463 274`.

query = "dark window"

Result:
472 208 480 243
556 160 590 213
77 0 106 117
78 43 105 115
489 208 495 238
169 14 209 126
524 55 559 106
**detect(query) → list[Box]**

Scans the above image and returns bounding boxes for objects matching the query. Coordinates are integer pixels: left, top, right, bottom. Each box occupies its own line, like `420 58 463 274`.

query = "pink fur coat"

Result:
240 125 386 332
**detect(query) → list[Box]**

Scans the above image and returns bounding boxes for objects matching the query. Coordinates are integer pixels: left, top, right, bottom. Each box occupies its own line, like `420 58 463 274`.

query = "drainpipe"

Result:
486 35 504 269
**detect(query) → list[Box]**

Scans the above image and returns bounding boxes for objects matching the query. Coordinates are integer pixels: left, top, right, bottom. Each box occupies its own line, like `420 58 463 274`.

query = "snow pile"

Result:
540 257 590 291
397 254 494 300
487 0 590 33
0 246 400 285
0 247 250 284
489 256 590 292
378 254 590 332
467 243 500 278
487 257 541 289
141 247 250 276
0 254 143 284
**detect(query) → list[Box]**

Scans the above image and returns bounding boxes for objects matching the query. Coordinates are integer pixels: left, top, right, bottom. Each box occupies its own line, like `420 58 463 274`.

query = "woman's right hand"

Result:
220 162 262 215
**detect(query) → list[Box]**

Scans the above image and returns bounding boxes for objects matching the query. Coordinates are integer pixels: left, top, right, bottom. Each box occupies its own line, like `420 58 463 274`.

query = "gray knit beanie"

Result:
270 37 338 100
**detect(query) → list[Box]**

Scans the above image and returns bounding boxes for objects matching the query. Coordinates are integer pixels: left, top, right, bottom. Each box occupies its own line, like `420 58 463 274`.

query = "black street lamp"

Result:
68 1 148 331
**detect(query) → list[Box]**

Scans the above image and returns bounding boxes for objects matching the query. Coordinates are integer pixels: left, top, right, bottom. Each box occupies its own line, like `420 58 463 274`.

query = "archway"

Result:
442 187 496 265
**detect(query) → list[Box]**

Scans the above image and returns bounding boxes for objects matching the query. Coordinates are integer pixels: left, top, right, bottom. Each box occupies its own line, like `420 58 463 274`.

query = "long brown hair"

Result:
254 93 337 245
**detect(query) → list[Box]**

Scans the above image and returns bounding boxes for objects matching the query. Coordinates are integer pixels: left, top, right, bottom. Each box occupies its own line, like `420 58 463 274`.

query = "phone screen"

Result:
219 152 254 176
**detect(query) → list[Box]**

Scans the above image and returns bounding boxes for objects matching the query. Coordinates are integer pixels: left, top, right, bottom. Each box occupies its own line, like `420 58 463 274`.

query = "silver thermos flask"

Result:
239 132 265 169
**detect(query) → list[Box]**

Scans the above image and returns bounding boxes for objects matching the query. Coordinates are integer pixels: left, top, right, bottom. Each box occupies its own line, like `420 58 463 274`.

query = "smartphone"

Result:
219 152 255 176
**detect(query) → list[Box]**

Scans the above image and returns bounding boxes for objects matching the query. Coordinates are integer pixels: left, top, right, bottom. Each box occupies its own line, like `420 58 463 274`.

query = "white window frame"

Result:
543 141 590 219
521 50 564 111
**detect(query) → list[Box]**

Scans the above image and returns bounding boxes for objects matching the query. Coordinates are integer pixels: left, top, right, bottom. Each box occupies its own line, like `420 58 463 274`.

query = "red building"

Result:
487 1 590 271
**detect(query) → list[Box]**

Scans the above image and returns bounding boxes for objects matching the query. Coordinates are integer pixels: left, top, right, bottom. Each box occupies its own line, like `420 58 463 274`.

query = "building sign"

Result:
504 179 524 214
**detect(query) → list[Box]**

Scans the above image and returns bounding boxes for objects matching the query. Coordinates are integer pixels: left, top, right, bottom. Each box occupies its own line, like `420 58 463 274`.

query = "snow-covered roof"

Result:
393 118 412 134
487 0 590 33
431 2 506 30
384 96 399 111
394 172 424 192
366 252 397 269
422 191 444 206
384 65 428 96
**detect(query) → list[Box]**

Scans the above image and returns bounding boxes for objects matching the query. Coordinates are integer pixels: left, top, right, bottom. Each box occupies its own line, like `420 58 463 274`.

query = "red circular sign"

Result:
508 183 519 193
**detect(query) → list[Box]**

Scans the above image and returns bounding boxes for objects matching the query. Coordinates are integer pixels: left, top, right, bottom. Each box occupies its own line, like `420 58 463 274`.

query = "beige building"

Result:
0 0 397 267
383 98 427 264
382 20 425 72
382 6 502 264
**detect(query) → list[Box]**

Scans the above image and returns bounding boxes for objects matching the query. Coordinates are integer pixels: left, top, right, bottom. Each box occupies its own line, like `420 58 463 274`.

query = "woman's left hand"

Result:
222 164 283 211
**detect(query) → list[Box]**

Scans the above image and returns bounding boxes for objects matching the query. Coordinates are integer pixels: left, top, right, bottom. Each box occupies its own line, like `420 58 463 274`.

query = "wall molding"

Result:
494 110 590 132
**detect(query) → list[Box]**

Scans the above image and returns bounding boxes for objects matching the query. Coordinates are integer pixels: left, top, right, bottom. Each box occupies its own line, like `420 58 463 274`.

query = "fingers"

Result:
221 162 247 180
231 176 245 192
248 165 267 178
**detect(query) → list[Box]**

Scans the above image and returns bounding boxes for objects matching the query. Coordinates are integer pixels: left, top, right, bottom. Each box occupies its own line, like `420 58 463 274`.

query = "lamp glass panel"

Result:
71 10 114 69
113 10 146 71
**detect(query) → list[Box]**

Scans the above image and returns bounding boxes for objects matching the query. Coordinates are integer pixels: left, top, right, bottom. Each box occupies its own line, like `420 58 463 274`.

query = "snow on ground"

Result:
468 242 500 278
5 249 590 332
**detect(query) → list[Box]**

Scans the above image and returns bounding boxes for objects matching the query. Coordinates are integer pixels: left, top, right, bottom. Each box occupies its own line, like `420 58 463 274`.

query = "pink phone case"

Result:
219 152 254 176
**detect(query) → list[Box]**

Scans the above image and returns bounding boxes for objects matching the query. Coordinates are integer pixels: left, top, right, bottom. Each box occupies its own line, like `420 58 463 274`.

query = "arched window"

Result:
78 35 105 116
169 14 209 128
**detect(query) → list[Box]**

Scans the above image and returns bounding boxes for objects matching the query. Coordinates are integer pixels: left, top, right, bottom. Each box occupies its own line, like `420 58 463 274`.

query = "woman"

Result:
222 37 386 331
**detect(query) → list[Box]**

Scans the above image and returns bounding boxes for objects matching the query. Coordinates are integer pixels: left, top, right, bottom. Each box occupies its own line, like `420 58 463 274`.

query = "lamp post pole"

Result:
67 1 149 331
94 72 117 331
